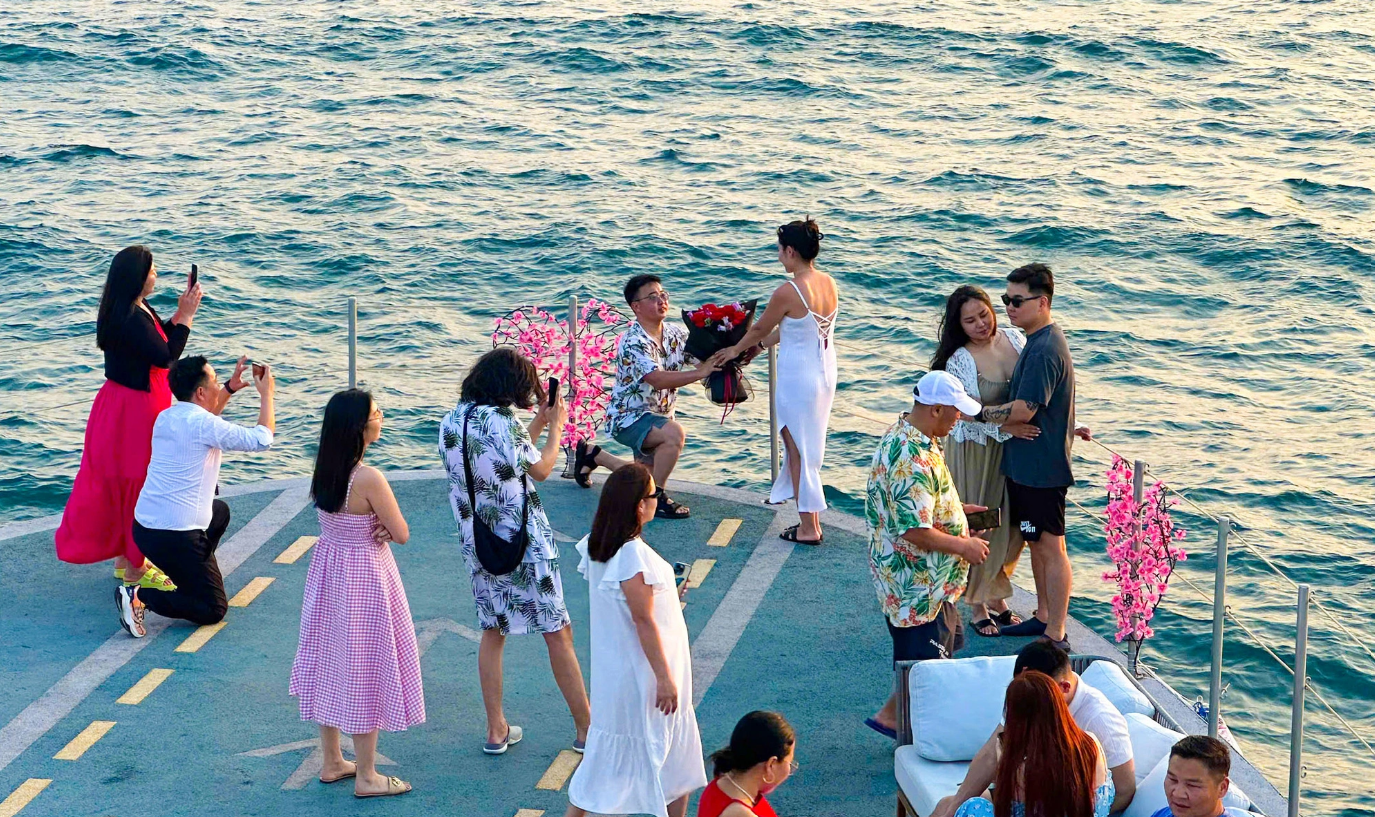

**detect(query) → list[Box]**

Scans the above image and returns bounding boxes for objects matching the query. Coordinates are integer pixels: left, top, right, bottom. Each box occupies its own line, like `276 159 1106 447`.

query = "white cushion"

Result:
895 744 971 817
910 656 1016 762
1124 755 1170 817
1083 660 1154 718
1127 753 1257 817
1125 713 1184 782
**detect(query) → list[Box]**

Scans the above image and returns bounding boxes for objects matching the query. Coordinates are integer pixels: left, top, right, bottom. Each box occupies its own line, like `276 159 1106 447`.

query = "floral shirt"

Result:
865 415 971 627
605 320 693 431
439 402 555 563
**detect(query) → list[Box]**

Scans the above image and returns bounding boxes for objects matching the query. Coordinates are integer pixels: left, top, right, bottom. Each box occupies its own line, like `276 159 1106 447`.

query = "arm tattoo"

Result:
979 403 1014 424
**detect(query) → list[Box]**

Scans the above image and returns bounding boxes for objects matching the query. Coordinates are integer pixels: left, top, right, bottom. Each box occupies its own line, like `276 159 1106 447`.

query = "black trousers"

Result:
133 499 231 625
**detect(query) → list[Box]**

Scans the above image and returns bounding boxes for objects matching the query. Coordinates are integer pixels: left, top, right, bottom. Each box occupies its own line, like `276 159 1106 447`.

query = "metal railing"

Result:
10 297 1373 815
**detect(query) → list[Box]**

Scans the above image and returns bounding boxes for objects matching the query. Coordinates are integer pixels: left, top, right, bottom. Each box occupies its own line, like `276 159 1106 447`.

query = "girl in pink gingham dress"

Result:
290 390 424 798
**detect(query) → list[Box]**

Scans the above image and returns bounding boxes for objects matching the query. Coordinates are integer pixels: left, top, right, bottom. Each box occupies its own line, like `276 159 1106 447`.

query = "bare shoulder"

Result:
353 465 390 493
720 803 756 817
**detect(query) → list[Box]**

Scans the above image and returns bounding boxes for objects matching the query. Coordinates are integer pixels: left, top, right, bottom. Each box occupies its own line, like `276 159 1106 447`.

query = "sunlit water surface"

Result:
1 1 1372 811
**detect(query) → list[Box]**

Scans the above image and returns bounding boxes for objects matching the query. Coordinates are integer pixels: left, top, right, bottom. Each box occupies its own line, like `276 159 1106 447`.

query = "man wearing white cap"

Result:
863 370 993 740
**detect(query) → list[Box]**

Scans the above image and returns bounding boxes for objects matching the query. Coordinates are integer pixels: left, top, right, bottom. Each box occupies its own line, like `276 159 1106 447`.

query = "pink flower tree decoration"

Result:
491 299 626 455
1101 455 1188 675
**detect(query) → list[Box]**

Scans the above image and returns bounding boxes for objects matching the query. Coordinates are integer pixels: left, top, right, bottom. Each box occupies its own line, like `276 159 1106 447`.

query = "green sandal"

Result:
117 565 178 592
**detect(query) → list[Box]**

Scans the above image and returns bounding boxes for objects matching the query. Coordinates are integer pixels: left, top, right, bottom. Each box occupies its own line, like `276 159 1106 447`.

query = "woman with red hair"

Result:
954 670 1113 817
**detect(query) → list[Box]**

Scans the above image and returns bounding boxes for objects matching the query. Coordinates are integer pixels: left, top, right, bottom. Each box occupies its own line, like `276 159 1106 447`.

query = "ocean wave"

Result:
40 145 129 163
0 42 80 64
126 45 230 79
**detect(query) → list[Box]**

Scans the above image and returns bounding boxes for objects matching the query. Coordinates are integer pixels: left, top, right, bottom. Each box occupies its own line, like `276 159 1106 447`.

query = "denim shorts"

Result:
612 412 671 457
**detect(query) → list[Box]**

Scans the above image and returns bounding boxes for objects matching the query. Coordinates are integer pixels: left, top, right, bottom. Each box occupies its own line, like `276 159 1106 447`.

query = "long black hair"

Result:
96 245 154 351
312 389 374 513
930 284 996 372
588 463 655 562
709 710 795 778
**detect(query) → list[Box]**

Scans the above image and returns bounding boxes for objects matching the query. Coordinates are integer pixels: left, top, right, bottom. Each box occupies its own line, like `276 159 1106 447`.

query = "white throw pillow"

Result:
1083 660 1154 718
1127 752 1257 817
1125 713 1185 782
910 656 1016 762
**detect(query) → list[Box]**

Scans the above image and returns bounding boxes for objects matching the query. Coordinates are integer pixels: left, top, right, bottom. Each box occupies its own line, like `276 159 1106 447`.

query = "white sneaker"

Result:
115 585 146 638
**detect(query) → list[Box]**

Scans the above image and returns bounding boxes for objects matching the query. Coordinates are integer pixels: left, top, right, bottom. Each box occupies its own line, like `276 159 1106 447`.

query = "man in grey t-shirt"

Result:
974 263 1090 651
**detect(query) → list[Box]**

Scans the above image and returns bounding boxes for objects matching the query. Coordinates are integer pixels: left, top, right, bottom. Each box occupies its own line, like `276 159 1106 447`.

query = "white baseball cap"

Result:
914 370 981 416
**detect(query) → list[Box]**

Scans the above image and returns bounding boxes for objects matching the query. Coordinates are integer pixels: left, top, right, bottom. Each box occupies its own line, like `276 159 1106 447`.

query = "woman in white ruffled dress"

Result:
564 463 705 817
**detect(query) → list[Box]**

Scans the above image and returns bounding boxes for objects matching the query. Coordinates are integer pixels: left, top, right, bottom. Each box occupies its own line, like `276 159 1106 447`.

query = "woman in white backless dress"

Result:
714 218 838 544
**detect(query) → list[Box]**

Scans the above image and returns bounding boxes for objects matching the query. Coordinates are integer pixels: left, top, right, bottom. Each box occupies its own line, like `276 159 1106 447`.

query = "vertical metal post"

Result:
1209 516 1230 738
567 295 578 399
1133 459 1146 504
768 345 779 486
1288 584 1309 817
347 297 357 389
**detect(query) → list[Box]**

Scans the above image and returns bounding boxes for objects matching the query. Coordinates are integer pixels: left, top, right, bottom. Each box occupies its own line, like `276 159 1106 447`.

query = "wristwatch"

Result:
225 382 241 396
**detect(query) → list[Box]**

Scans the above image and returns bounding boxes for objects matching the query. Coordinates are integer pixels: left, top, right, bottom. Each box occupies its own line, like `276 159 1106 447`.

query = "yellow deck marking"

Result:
274 536 317 564
687 559 715 589
117 669 174 705
0 779 51 817
54 721 115 761
514 811 545 817
707 518 742 547
174 621 227 653
228 576 275 607
534 750 582 791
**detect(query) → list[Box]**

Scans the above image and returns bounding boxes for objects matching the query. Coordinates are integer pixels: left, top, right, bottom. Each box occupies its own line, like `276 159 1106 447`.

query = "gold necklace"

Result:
721 773 756 806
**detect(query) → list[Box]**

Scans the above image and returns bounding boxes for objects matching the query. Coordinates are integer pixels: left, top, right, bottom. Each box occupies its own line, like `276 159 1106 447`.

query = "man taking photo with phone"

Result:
116 355 275 638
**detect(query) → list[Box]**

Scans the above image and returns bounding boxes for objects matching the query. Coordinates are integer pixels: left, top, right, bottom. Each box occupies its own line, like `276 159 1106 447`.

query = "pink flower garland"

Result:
1101 456 1189 658
491 299 625 450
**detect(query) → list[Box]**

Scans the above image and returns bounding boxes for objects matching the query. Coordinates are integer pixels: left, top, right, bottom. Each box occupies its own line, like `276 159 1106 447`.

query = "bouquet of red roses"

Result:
683 299 758 417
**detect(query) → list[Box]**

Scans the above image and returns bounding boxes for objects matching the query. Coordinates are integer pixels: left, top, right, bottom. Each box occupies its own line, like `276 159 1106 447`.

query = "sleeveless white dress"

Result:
770 279 838 513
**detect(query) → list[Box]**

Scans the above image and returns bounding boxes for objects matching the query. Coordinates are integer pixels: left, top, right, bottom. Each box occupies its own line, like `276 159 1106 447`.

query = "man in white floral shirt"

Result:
863 370 992 740
576 274 717 519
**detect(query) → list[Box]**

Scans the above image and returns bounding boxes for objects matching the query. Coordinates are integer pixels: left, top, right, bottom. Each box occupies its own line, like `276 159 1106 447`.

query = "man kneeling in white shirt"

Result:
116 355 275 638
931 640 1138 817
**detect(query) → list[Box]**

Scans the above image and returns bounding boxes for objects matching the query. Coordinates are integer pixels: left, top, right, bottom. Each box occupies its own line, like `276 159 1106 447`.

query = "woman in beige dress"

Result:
931 285 1039 637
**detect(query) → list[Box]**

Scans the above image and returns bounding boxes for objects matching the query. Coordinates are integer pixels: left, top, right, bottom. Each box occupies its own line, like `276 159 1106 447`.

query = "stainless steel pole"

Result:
768 345 779 486
1209 516 1230 738
347 297 357 389
1288 584 1309 817
567 295 578 398
1133 459 1146 504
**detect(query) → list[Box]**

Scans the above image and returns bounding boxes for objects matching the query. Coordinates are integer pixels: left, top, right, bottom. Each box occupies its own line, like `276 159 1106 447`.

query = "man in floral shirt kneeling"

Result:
863 370 992 740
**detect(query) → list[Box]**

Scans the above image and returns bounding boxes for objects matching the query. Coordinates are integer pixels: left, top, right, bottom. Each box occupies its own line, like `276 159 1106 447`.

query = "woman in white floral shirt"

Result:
439 348 591 756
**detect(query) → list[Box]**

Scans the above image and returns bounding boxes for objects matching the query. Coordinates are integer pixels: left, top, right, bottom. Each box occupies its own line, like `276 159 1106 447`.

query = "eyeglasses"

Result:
1000 293 1044 308
641 492 658 502
787 760 800 774
633 291 670 304
369 409 384 421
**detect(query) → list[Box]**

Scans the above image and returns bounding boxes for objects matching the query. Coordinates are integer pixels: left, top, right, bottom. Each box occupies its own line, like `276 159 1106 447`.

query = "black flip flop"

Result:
573 441 600 488
998 617 1048 638
993 609 1022 628
780 525 823 545
972 618 1001 637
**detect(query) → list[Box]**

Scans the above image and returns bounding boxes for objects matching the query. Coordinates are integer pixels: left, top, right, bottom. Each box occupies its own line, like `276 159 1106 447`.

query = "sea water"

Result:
0 1 1371 811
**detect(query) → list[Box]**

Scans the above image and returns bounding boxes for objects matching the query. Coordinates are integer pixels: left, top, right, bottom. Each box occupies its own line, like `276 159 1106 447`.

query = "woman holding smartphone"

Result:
565 463 706 817
56 246 201 589
438 348 590 755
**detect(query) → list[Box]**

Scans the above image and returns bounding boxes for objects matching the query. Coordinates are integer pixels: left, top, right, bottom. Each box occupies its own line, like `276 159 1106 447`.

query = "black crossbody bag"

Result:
462 405 529 575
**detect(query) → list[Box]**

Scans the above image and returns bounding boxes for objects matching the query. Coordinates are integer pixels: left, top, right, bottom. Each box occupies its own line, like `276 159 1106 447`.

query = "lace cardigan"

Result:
946 327 1026 445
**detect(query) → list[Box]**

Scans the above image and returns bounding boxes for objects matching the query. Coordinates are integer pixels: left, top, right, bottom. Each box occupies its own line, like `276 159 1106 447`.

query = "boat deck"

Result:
0 473 1275 817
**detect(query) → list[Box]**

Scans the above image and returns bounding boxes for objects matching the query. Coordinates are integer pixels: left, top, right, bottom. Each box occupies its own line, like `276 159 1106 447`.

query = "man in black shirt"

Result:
974 263 1090 651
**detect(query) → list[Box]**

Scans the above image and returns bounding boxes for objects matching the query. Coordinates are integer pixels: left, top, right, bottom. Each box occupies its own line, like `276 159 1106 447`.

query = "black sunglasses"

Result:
1001 293 1044 308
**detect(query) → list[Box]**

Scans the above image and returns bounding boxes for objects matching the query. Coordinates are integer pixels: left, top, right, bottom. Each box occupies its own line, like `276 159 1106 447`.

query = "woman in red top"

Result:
55 246 201 586
698 711 796 817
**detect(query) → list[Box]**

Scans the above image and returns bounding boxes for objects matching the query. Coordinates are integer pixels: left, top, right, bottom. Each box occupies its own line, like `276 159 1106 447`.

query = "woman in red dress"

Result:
55 245 201 587
698 711 796 817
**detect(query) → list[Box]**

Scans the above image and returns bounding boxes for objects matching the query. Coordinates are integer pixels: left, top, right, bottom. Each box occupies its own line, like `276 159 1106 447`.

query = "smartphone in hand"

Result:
674 561 690 589
189 264 199 289
251 362 266 380
548 377 559 407
965 508 1001 531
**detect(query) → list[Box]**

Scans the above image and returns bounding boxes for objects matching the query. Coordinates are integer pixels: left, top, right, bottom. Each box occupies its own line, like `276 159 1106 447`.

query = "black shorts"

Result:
887 605 965 663
1006 480 1067 542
